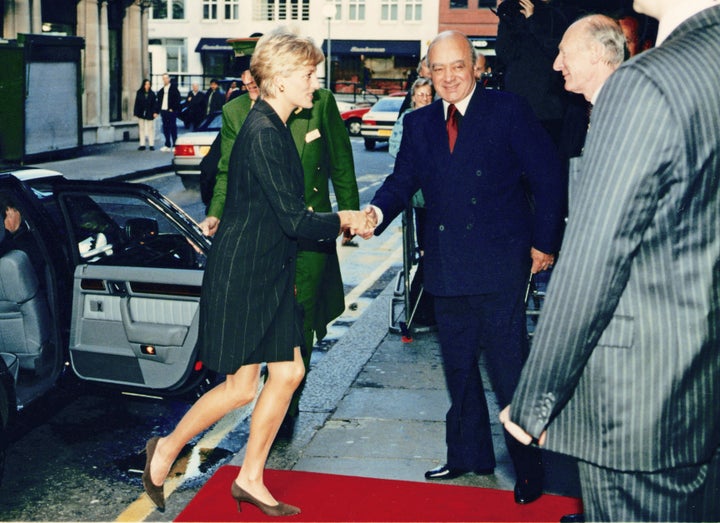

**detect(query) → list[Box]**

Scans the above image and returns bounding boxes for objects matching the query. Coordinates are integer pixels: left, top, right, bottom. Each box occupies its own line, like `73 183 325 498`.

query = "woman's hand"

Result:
337 210 376 238
198 216 220 237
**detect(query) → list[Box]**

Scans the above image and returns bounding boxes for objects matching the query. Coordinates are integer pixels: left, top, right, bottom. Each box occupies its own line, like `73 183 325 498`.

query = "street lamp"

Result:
322 2 337 90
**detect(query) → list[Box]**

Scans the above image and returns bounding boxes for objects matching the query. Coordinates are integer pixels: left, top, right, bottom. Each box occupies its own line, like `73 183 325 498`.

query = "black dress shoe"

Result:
425 464 494 480
514 478 543 504
560 514 585 523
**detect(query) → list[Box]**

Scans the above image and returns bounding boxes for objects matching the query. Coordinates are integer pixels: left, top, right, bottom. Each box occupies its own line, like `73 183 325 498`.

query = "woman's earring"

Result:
279 85 285 93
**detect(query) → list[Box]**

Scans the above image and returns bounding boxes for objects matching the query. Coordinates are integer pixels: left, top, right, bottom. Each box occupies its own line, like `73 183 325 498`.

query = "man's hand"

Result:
499 405 547 446
338 209 377 238
519 0 535 18
530 247 554 274
198 216 220 237
358 206 378 239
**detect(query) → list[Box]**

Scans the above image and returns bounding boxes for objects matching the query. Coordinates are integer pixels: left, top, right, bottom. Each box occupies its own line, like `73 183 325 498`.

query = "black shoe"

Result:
138 146 146 151
424 464 494 480
149 146 155 151
514 478 543 504
560 514 585 523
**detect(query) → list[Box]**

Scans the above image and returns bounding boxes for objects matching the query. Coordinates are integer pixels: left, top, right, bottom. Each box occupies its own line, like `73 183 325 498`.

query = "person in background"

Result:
363 30 565 505
133 79 156 151
225 80 241 102
496 0 582 145
140 30 369 517
555 14 626 164
199 65 359 439
500 1 720 520
154 73 181 152
204 78 225 116
388 77 435 328
184 82 206 130
399 56 431 115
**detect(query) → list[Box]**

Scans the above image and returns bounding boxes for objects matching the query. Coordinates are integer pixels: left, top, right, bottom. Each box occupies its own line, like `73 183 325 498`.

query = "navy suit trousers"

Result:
434 286 542 481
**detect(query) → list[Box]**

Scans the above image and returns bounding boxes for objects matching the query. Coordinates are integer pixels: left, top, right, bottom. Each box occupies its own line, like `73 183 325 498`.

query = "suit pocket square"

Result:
596 314 634 349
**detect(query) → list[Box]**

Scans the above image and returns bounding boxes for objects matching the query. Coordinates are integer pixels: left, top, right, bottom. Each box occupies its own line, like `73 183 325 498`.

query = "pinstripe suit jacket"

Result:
198 100 340 373
511 5 720 472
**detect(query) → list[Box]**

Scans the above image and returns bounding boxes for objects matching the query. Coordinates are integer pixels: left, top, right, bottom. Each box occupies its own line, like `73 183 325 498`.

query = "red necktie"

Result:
447 104 459 153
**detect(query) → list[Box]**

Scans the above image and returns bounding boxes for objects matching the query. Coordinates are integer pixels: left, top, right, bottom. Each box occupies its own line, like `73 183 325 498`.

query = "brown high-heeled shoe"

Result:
142 437 165 511
230 481 301 517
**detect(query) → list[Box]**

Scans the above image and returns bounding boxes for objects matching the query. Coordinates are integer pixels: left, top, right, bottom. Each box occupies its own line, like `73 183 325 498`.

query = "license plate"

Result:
199 145 211 156
378 129 392 137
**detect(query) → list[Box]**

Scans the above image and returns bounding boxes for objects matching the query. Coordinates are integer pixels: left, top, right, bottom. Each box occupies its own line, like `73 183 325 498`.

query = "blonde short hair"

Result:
250 30 324 99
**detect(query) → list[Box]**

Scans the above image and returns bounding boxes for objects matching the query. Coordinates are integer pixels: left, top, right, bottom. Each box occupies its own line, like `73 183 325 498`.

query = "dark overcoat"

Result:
198 100 340 373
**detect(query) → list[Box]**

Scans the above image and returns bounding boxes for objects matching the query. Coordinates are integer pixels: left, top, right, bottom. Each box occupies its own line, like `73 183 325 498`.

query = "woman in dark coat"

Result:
133 79 156 150
141 31 367 516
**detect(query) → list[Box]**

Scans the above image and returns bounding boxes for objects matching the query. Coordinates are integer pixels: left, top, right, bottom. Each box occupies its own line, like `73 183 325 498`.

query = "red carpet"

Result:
175 466 582 522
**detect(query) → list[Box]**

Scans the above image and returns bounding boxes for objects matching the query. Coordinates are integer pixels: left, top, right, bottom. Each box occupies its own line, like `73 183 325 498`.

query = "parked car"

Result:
360 96 404 150
340 105 371 137
0 168 214 484
172 111 222 187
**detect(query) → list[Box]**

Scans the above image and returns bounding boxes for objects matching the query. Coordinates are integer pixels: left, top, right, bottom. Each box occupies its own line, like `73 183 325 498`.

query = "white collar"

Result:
656 0 719 45
443 83 476 118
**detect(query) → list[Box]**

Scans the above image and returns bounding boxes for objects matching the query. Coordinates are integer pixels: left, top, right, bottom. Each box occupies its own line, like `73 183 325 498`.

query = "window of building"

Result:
404 0 422 21
348 0 365 21
381 0 398 21
253 0 309 21
151 0 185 19
333 0 342 20
167 39 187 74
478 0 496 7
224 0 240 19
203 0 218 19
449 0 467 8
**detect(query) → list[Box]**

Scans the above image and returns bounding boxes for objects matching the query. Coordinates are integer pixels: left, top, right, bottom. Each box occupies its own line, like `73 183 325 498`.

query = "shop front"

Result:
321 40 421 95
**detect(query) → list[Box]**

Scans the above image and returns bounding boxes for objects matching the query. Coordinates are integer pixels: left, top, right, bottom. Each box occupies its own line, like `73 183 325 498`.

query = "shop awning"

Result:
321 40 420 58
194 38 233 53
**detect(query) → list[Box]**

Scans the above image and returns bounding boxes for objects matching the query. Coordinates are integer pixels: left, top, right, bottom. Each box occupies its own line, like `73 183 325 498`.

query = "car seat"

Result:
0 249 51 371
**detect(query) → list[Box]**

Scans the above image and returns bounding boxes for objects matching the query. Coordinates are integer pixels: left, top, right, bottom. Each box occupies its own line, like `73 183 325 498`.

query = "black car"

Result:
0 168 214 482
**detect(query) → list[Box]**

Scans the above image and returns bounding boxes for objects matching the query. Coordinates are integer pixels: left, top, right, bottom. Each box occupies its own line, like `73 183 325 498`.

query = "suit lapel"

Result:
289 107 312 162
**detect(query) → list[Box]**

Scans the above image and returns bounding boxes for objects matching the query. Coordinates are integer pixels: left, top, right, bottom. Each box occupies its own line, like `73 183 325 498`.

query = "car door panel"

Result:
70 264 202 390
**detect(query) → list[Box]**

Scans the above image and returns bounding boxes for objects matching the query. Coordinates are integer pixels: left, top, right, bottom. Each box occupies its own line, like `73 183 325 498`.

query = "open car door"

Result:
51 181 211 393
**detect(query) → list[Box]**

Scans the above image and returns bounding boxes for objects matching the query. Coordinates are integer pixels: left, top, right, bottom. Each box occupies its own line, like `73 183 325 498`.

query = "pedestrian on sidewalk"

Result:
363 30 566 505
140 30 369 517
133 79 156 151
154 73 181 152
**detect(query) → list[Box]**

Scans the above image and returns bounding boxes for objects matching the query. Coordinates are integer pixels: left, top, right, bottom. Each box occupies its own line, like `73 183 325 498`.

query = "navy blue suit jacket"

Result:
372 85 566 296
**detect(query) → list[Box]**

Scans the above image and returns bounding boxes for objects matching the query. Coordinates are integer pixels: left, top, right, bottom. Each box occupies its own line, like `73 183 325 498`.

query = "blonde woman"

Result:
141 30 368 516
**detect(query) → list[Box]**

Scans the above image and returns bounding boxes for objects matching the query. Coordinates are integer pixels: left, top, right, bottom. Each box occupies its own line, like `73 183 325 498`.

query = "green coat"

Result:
207 89 359 343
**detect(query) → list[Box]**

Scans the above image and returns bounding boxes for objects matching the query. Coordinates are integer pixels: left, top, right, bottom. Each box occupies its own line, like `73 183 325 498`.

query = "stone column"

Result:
123 2 143 121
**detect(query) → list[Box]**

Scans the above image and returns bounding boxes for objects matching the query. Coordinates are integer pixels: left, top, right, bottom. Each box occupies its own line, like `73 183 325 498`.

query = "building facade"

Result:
2 0 152 146
148 0 440 97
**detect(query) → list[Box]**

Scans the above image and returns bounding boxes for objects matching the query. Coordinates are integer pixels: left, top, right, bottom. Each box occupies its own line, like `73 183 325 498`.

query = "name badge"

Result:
305 129 321 143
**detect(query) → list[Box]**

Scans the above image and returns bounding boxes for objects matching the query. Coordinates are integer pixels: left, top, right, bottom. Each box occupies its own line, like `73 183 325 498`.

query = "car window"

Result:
60 193 206 270
371 98 403 112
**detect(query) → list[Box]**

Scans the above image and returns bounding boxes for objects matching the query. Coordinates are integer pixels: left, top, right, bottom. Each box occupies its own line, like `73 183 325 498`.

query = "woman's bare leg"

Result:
235 347 305 505
149 364 261 486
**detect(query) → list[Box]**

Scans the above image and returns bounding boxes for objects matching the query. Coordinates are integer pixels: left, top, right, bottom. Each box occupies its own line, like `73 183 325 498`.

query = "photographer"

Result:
496 0 583 145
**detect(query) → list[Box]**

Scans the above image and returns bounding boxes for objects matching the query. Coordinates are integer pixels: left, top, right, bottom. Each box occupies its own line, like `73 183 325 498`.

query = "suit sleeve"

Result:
249 127 340 241
510 66 678 437
509 97 566 254
322 92 360 211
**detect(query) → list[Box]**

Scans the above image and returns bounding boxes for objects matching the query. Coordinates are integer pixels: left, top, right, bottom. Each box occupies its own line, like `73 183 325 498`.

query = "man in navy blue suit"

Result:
364 30 565 504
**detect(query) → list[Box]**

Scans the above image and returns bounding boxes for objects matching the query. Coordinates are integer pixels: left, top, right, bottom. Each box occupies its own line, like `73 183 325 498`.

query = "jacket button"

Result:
466 223 473 230
471 197 477 204
476 170 482 177
438 225 445 231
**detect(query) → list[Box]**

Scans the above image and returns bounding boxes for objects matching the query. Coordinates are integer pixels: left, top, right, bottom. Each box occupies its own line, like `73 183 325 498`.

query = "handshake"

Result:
338 206 378 241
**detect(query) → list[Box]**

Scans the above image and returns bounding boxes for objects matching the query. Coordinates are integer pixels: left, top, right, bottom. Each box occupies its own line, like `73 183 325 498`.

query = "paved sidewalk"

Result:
27 137 177 181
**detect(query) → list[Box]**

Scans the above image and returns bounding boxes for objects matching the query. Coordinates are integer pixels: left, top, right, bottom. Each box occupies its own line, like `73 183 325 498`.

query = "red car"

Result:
340 105 371 136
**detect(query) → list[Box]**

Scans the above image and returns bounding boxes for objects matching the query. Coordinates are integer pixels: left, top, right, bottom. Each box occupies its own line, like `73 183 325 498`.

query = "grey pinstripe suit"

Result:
510 6 720 521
